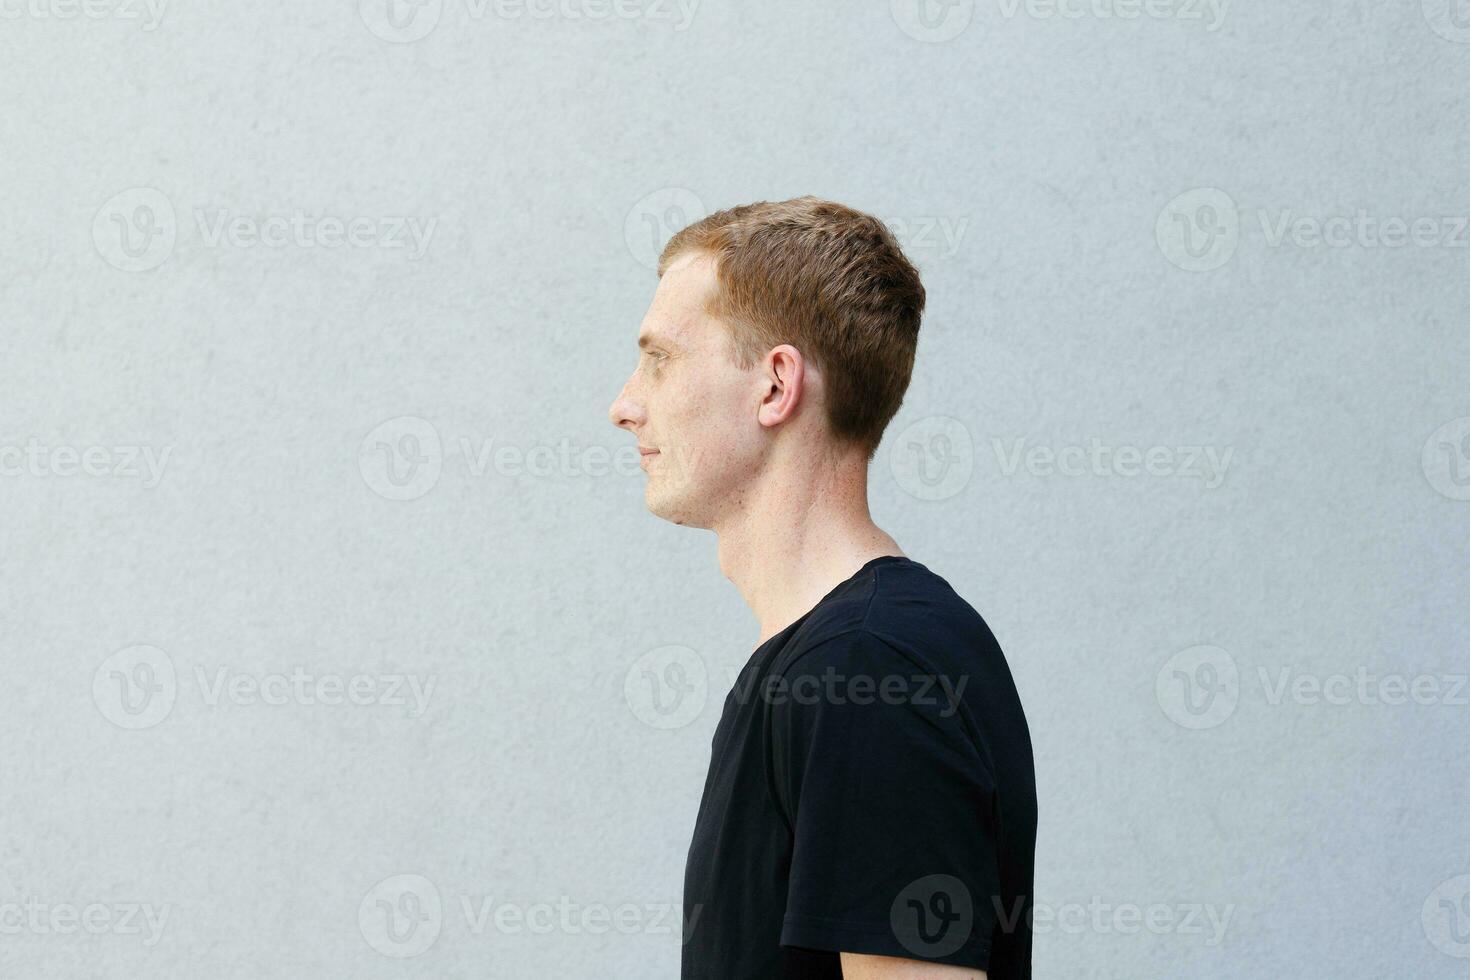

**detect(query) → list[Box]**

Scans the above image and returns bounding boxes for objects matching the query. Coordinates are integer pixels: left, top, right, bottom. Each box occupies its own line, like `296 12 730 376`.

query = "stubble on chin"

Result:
644 476 711 530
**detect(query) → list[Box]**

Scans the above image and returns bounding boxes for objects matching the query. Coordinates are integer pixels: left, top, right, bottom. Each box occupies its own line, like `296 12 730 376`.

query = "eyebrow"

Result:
638 332 674 351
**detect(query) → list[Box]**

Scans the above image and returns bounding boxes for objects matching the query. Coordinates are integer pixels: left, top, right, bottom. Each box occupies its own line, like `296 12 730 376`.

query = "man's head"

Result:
608 196 925 527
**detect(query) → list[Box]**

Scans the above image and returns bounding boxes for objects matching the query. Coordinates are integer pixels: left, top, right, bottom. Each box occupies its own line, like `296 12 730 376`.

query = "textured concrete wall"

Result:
3 1 1469 977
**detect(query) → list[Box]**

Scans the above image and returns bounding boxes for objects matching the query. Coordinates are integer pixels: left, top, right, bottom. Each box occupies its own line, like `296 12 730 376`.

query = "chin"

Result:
644 483 712 530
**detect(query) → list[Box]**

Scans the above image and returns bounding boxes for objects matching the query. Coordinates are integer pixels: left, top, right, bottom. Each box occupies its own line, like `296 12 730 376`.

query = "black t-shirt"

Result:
681 555 1036 979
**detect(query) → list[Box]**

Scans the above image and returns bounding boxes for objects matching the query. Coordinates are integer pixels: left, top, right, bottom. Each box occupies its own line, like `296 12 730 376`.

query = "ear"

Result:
756 344 805 431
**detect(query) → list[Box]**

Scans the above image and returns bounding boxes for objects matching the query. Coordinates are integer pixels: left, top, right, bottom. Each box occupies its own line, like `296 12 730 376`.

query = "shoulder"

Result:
763 623 997 798
773 627 918 685
775 558 986 679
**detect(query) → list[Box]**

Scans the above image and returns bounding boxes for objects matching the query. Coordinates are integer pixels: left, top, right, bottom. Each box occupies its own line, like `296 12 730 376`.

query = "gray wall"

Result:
4 1 1468 977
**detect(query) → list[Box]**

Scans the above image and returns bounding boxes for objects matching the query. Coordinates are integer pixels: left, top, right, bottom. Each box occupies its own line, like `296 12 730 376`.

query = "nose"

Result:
608 375 645 432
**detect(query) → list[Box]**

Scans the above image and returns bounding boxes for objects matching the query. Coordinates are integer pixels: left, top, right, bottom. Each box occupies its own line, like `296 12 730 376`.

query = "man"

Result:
609 197 1037 979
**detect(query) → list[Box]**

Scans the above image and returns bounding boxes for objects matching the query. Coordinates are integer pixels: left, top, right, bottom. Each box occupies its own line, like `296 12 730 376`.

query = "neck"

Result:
713 442 904 646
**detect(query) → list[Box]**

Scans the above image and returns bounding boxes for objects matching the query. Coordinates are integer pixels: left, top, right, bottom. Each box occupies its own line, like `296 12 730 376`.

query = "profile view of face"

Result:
608 252 766 529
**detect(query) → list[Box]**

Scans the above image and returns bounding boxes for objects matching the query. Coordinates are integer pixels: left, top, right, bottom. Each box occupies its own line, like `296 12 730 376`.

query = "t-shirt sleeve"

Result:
767 629 1003 970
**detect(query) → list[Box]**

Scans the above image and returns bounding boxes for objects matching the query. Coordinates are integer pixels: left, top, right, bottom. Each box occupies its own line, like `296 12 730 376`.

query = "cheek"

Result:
653 371 749 477
691 378 762 469
683 370 749 433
